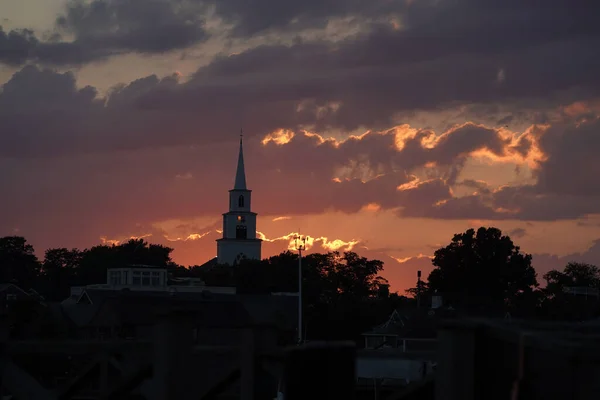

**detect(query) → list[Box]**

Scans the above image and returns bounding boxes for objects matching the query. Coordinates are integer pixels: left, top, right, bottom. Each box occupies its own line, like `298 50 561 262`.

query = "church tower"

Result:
216 134 262 265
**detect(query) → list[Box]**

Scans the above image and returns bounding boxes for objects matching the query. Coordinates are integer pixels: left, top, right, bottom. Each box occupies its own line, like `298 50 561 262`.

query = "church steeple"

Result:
216 130 262 266
234 131 247 190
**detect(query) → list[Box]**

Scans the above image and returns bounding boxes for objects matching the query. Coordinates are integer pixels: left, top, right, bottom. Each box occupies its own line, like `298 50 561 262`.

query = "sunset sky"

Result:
1 0 600 292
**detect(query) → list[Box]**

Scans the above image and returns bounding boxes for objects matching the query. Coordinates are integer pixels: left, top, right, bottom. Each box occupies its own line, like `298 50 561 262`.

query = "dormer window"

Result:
238 195 245 207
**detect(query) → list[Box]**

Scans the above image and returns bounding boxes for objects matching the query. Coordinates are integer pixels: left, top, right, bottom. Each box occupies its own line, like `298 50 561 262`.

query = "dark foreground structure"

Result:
284 318 600 400
2 311 600 399
437 318 600 400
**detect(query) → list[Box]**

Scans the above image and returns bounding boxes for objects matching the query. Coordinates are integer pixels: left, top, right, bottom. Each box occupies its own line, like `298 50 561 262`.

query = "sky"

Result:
1 0 600 292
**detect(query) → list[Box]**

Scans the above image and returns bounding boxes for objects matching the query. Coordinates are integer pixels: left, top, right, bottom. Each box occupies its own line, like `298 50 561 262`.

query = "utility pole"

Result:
294 234 308 344
417 270 422 309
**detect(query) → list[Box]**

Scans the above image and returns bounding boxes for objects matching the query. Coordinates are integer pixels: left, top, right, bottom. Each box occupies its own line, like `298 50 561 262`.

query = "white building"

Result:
66 265 236 301
216 136 262 265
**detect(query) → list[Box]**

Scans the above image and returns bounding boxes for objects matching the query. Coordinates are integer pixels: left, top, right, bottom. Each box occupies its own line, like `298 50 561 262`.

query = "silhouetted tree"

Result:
39 248 82 300
544 262 600 293
193 250 393 340
405 280 429 299
425 227 538 315
0 236 41 288
301 251 389 340
76 239 175 285
541 262 600 320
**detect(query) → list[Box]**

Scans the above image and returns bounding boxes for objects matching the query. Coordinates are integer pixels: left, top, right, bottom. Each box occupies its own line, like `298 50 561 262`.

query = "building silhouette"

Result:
216 135 262 265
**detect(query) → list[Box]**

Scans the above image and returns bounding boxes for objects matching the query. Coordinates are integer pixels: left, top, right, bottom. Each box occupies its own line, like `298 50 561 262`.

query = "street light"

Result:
294 234 309 344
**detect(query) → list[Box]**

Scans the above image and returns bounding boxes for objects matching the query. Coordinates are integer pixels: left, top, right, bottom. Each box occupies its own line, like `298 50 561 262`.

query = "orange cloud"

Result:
257 231 359 252
164 231 212 242
390 254 433 264
361 203 381 212
100 233 153 246
261 129 295 145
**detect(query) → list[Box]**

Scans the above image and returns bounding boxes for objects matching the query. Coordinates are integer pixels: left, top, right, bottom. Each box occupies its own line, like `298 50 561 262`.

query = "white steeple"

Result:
216 132 262 266
234 132 247 190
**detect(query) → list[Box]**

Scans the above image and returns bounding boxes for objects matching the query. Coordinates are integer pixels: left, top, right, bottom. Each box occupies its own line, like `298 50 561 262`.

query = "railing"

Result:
364 336 437 353
435 318 600 400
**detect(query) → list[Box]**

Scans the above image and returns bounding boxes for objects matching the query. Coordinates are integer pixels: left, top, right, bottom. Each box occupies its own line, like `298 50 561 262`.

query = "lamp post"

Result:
294 235 308 344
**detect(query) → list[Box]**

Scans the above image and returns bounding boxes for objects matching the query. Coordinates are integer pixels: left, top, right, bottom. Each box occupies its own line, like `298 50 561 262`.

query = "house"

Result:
60 287 299 345
0 283 31 308
64 264 236 305
0 283 54 339
361 307 456 350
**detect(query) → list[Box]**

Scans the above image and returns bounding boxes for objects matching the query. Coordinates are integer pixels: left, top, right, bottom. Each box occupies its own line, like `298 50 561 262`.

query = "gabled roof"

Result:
197 257 219 269
0 283 29 295
362 307 457 338
364 309 410 335
61 303 100 327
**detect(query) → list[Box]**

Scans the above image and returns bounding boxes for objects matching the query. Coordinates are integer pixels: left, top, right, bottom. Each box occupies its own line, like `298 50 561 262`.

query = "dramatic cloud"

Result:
0 27 38 66
2 0 600 291
0 0 209 66
421 115 600 221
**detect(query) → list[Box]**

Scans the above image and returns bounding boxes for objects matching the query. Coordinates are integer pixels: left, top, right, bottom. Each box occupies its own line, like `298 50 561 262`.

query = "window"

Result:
236 225 247 239
99 327 112 340
238 195 244 207
151 272 160 286
133 271 141 286
109 271 121 286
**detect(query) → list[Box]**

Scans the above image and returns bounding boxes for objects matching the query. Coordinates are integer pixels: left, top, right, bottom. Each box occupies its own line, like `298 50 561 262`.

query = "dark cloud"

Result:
508 227 527 239
1 0 599 134
55 0 208 53
0 0 209 66
1 0 598 86
0 27 38 66
535 117 600 197
204 0 392 37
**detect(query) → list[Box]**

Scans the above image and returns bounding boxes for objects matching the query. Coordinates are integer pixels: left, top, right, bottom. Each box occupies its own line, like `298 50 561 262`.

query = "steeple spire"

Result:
234 129 247 190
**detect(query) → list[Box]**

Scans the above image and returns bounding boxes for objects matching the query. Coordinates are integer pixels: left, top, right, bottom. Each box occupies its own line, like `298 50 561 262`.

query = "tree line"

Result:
409 227 600 321
0 235 404 339
1 226 599 340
